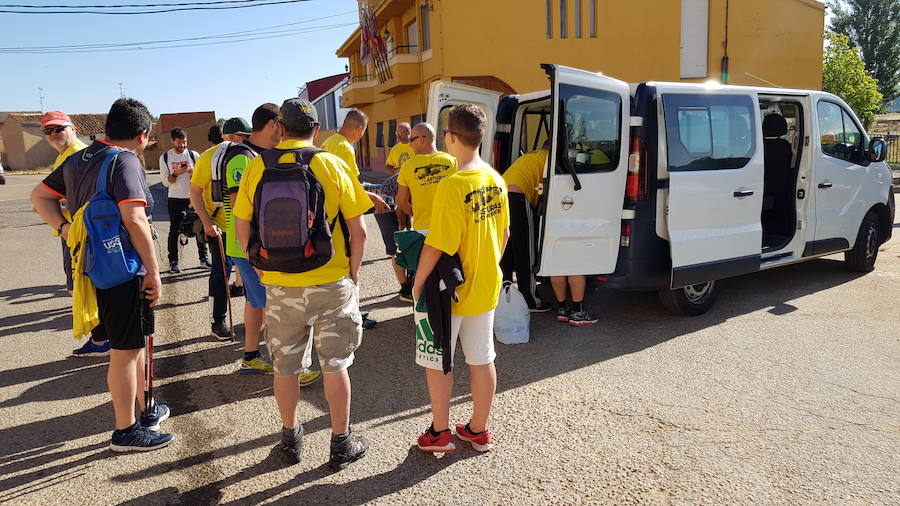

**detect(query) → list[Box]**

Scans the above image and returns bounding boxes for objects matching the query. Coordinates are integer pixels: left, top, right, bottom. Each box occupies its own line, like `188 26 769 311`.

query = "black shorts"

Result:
96 276 154 350
374 212 400 256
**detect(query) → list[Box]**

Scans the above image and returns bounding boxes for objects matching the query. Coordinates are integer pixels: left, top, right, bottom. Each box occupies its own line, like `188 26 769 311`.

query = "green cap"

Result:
222 117 252 135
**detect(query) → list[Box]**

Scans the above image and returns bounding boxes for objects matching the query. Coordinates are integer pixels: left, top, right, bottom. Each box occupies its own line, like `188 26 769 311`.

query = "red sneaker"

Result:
417 427 455 452
455 423 493 452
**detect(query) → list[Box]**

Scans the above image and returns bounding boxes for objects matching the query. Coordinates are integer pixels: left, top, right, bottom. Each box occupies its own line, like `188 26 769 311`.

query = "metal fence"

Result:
877 134 900 167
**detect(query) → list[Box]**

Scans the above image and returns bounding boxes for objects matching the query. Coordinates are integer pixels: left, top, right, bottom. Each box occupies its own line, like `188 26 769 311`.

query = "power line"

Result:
0 10 355 51
0 0 310 15
1 0 285 7
0 22 356 53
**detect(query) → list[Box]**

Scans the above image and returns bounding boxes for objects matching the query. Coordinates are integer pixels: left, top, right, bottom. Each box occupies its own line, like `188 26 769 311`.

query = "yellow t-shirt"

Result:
55 138 88 168
502 150 547 207
425 163 510 316
233 139 373 287
386 142 414 170
397 151 457 230
56 139 88 226
321 133 360 177
190 143 227 230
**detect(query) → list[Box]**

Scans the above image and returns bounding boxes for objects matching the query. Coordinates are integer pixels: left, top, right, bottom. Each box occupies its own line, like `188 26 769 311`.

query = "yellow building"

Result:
337 0 825 171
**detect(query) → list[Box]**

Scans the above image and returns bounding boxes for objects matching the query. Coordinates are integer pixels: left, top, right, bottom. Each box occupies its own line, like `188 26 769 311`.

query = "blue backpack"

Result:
83 149 143 289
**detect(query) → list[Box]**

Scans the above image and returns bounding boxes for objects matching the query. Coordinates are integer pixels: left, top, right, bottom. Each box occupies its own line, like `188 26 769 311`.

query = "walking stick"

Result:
216 233 236 341
144 332 154 413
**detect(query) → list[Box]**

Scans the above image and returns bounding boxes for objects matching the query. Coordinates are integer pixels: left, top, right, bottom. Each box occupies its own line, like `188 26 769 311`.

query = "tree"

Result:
823 33 884 129
829 0 900 105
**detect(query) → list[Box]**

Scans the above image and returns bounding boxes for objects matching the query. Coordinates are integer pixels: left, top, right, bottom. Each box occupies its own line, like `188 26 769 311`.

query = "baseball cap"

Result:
277 98 318 131
41 111 72 128
222 117 252 135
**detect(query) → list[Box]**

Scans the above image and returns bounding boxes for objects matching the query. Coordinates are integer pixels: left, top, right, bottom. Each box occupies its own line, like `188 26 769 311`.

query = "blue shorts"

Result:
232 257 266 308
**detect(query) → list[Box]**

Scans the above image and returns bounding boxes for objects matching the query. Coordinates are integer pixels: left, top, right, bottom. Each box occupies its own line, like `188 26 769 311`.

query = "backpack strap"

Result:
189 150 197 163
163 151 168 167
95 149 122 194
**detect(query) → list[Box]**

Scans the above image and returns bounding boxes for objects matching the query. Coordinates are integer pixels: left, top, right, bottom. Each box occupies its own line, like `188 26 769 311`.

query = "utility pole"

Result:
37 87 45 111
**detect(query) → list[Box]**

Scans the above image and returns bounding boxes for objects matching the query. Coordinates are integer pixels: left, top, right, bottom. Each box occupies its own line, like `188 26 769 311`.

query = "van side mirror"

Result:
867 138 887 163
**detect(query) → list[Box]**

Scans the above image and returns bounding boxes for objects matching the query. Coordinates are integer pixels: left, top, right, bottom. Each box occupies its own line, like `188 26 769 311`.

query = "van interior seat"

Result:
761 113 796 249
762 113 792 210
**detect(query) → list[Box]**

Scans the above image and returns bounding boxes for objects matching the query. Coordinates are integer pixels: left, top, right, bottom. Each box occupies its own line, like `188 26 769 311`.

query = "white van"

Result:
426 64 895 315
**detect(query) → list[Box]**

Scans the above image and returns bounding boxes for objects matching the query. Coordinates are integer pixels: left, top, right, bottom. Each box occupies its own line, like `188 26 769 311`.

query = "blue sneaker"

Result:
71 340 111 358
110 424 174 452
140 402 170 432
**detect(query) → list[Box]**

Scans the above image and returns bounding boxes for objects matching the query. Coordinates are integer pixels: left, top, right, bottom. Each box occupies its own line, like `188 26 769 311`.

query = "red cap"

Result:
41 111 72 128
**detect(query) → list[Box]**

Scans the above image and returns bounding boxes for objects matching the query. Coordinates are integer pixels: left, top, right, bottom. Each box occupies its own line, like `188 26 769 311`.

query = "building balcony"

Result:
374 46 421 95
341 76 378 107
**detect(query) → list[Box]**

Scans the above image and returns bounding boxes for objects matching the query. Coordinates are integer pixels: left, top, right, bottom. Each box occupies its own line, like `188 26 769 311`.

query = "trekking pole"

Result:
215 233 236 341
144 332 154 413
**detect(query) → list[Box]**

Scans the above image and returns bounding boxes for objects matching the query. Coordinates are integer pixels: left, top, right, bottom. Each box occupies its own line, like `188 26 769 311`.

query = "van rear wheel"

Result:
845 211 880 273
658 281 718 316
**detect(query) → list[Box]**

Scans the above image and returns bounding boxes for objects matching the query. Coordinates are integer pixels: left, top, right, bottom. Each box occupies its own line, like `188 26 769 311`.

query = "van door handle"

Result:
818 181 833 189
733 189 754 198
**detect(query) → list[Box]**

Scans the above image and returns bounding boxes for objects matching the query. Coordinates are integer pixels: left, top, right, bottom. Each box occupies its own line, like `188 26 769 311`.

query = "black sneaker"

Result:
529 301 553 313
329 431 368 471
568 310 599 326
199 257 213 269
361 312 378 329
277 425 304 463
109 423 174 452
556 306 570 322
398 283 413 303
211 321 231 341
0 174 6 185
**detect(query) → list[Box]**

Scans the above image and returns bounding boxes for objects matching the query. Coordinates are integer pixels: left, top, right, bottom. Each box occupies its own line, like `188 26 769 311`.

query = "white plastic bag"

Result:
493 281 531 344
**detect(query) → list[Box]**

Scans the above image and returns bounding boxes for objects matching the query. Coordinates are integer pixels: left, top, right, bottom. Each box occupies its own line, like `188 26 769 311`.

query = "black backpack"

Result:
247 147 348 273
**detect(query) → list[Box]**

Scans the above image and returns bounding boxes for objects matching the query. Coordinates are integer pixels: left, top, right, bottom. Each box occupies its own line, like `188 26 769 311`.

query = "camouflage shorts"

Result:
265 278 363 375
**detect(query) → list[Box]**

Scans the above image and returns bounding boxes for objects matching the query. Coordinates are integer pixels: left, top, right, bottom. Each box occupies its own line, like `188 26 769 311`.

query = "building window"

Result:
388 119 397 145
575 0 581 38
546 0 552 38
411 114 423 126
559 0 567 38
590 0 596 37
406 20 419 54
376 122 385 148
421 4 431 50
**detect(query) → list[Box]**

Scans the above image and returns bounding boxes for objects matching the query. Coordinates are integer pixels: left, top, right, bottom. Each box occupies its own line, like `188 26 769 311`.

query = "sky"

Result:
0 0 360 120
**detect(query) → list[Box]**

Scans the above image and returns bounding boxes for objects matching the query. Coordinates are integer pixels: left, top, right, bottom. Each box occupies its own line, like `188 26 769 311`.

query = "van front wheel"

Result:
845 211 880 273
658 281 718 316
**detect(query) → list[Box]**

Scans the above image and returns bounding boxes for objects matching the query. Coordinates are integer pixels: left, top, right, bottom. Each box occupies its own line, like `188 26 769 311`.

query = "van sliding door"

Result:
662 89 764 287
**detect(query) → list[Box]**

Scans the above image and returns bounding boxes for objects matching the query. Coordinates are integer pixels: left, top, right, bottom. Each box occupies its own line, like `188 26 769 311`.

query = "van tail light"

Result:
492 139 501 169
626 137 649 202
620 223 632 247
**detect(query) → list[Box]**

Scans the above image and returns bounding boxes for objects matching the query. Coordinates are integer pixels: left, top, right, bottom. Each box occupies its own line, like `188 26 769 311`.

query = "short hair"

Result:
105 98 152 141
251 103 279 132
170 127 186 140
284 124 316 139
344 109 368 128
208 124 223 144
447 104 486 149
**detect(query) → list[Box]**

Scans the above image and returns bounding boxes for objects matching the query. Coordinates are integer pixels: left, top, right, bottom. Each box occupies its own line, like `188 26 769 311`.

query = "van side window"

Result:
555 84 621 174
817 101 865 164
663 94 756 171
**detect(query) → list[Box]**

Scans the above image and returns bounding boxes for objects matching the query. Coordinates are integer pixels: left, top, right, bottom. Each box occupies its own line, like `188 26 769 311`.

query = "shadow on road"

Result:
0 284 68 305
0 255 872 502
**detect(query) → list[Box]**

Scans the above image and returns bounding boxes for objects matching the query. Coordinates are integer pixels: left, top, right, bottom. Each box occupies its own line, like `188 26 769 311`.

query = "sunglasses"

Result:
42 125 68 135
409 135 426 142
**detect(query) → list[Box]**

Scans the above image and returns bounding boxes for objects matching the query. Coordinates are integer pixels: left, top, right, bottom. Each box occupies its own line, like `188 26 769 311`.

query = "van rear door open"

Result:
537 64 631 276
426 81 501 163
659 85 765 287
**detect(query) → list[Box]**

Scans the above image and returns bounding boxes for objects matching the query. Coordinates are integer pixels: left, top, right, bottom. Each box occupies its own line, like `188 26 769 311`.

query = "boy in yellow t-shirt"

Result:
412 105 509 454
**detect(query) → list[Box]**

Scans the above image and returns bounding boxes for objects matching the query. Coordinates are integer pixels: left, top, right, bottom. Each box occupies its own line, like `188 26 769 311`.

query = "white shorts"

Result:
416 310 496 371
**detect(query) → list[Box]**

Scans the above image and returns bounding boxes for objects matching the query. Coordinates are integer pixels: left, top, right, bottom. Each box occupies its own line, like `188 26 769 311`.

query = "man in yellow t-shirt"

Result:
322 109 388 213
500 141 551 312
385 122 414 172
41 110 104 357
397 122 458 230
412 105 509 454
234 99 372 470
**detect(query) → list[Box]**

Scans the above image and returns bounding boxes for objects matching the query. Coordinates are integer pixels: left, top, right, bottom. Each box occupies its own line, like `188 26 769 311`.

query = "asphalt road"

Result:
0 173 898 505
